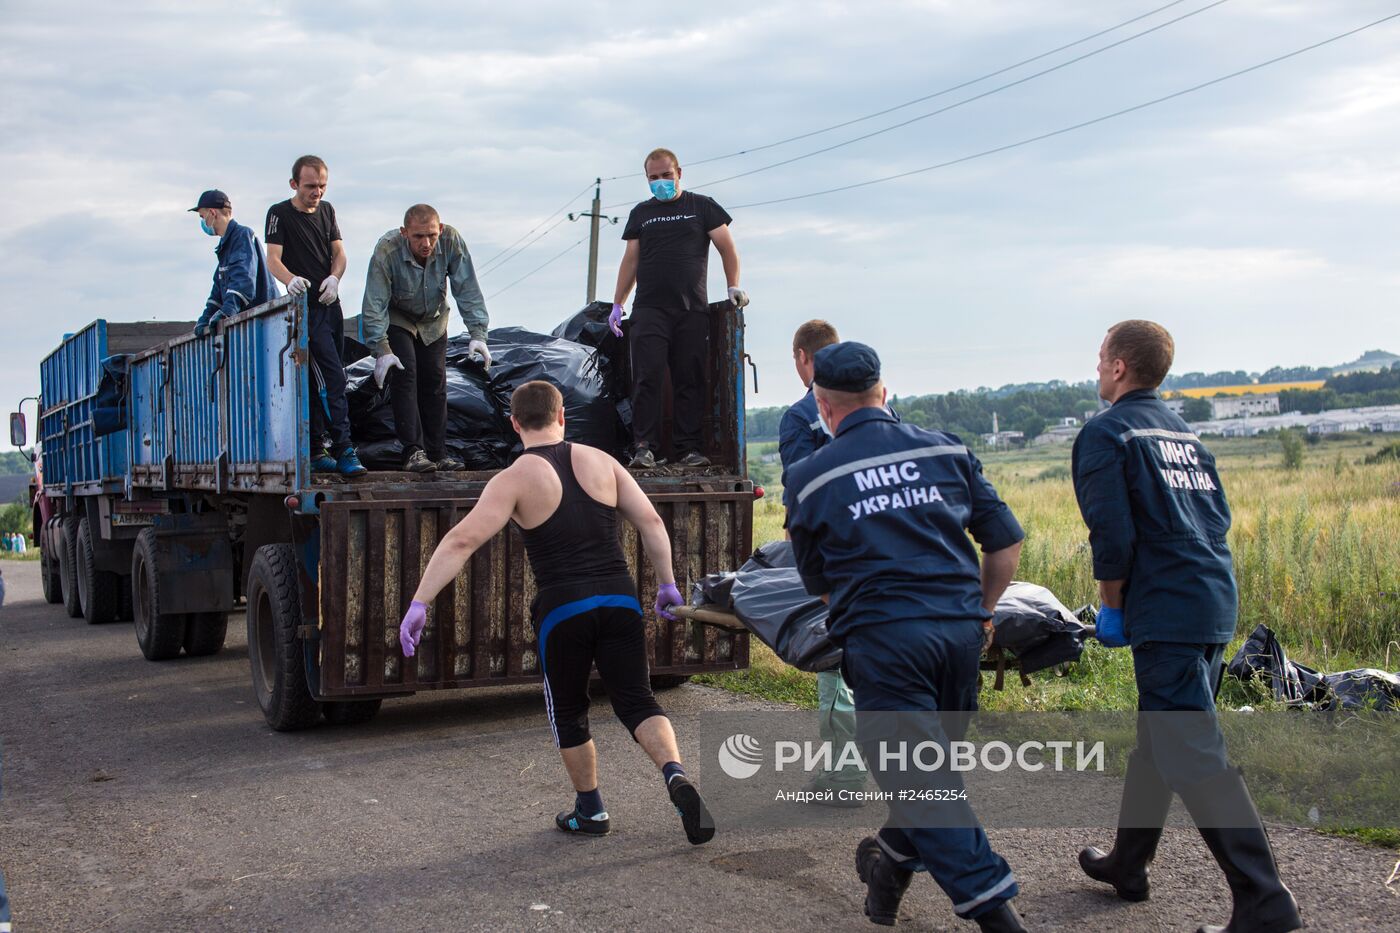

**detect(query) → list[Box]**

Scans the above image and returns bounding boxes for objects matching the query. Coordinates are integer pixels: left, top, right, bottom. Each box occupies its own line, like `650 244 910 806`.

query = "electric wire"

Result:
486 234 590 300
477 214 570 277
726 12 1400 210
600 0 1197 182
476 180 596 272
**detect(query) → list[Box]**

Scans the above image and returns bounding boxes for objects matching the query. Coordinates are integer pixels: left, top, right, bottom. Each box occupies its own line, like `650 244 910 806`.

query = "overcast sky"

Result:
2 0 1396 420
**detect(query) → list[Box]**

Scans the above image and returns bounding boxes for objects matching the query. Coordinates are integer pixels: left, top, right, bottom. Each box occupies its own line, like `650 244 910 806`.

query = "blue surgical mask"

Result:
200 217 216 236
649 178 678 201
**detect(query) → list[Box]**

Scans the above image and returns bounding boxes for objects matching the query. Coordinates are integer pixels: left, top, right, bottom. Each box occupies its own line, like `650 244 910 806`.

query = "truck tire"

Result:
322 699 383 726
40 543 63 605
59 517 83 619
77 518 121 624
131 528 185 661
650 675 692 690
246 544 322 731
183 611 229 657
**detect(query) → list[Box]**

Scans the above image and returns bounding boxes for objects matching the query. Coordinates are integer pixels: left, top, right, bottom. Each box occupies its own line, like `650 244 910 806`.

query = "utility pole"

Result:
568 178 619 305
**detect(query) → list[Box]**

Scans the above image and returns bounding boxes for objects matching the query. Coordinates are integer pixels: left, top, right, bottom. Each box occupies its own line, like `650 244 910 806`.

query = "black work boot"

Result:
1179 767 1303 933
1079 748 1175 901
974 902 1028 932
855 835 913 926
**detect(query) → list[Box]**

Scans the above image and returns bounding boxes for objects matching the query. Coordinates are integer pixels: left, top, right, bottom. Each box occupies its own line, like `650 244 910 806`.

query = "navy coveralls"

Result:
1072 389 1235 789
778 389 825 490
787 407 1025 920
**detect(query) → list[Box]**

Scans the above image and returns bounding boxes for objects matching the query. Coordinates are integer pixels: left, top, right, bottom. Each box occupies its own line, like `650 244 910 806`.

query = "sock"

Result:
576 787 605 819
662 761 686 785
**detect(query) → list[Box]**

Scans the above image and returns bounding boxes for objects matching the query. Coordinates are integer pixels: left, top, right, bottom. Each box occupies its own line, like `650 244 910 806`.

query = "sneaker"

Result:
628 447 657 470
435 455 465 472
311 449 337 473
555 806 610 837
336 448 368 477
403 449 437 473
677 451 711 468
666 774 715 845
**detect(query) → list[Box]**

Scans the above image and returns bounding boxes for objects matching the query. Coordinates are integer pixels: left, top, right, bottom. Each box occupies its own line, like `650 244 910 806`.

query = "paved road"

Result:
1 558 1396 932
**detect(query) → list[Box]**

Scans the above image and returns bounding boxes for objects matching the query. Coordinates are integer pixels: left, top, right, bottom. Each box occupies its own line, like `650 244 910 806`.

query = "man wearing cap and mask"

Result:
609 147 748 470
785 342 1028 931
362 203 490 474
189 189 281 341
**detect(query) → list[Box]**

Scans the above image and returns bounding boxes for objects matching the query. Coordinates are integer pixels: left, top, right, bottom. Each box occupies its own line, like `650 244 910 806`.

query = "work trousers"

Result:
841 618 1018 921
629 305 708 456
308 301 351 452
386 325 448 460
1131 641 1230 797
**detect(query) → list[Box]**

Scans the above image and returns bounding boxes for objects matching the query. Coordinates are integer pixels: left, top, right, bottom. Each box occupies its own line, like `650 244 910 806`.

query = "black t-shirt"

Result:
622 190 731 313
265 199 342 288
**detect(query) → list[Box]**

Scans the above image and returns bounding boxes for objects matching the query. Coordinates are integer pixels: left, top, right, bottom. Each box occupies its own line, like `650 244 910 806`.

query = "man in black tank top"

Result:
400 381 715 845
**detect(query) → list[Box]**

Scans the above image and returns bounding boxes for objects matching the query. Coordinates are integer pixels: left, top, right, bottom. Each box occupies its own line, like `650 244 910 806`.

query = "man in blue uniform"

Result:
1073 320 1301 933
787 342 1027 931
779 320 865 803
189 189 280 339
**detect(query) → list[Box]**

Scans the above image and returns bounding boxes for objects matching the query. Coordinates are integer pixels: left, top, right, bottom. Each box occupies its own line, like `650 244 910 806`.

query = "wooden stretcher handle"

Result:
671 605 747 632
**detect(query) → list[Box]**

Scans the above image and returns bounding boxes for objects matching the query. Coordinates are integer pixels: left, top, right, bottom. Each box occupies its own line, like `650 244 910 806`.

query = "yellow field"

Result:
1170 381 1325 398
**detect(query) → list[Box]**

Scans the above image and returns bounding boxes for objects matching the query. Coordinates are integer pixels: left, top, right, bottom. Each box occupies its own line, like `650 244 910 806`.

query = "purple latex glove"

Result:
399 599 429 657
654 582 683 622
608 302 624 337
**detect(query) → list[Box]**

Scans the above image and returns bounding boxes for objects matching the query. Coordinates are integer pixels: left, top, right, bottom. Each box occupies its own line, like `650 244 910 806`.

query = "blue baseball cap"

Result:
189 189 231 211
813 341 881 392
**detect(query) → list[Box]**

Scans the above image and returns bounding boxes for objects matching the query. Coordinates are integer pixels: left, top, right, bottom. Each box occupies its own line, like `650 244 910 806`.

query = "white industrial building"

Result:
1189 405 1400 437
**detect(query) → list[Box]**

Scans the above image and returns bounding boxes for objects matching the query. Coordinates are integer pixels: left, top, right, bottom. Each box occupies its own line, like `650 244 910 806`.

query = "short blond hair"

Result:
793 320 839 356
643 147 680 172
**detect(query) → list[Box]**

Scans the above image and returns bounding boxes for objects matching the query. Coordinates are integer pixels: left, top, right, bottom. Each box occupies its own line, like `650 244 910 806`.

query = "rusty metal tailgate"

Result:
316 484 752 697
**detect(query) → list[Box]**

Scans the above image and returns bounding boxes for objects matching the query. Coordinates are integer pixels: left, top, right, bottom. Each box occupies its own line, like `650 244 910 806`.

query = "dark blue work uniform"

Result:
778 388 826 490
1072 388 1235 788
788 398 1025 920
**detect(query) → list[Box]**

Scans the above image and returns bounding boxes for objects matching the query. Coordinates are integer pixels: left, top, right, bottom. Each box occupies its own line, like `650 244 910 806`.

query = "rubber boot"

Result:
1179 768 1303 933
1079 747 1175 901
855 835 913 926
974 902 1028 932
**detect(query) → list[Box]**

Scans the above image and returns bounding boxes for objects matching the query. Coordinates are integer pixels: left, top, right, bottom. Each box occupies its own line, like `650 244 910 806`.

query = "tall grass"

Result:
749 434 1400 666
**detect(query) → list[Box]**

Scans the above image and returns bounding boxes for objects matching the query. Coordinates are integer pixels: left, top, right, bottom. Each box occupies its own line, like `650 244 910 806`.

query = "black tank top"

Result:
517 442 631 592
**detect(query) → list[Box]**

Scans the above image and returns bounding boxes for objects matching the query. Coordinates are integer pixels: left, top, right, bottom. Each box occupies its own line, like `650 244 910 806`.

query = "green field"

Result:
704 433 1400 715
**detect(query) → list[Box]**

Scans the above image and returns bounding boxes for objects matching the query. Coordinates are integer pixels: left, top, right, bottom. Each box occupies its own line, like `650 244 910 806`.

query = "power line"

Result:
689 0 1230 193
728 12 1400 210
486 234 590 300
476 180 595 271
600 0 1196 183
477 214 570 277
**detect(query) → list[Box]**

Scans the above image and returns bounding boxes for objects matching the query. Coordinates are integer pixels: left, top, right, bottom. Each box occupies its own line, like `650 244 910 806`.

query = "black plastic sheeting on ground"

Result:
1227 623 1400 711
342 305 631 470
693 542 1089 676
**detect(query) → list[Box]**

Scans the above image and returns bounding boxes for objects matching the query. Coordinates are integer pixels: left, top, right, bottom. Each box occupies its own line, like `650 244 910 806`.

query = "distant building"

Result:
1031 425 1080 447
1307 418 1367 436
1164 399 1186 415
981 430 1025 449
1368 416 1400 432
1057 416 1080 427
1210 394 1280 419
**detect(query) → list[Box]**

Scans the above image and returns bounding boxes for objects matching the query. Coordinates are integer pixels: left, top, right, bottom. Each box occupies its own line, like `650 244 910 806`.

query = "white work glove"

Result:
373 353 404 389
468 338 492 369
287 276 311 297
727 286 750 309
318 274 340 304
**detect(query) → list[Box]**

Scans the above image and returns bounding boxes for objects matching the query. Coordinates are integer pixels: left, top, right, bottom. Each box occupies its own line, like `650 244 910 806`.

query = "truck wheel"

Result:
77 518 121 625
246 544 322 731
59 517 83 619
131 528 185 661
183 612 229 657
40 543 63 605
322 699 383 726
649 675 692 690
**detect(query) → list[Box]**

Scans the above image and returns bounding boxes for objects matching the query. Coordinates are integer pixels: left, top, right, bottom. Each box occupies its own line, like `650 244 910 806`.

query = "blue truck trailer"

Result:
18 294 754 730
